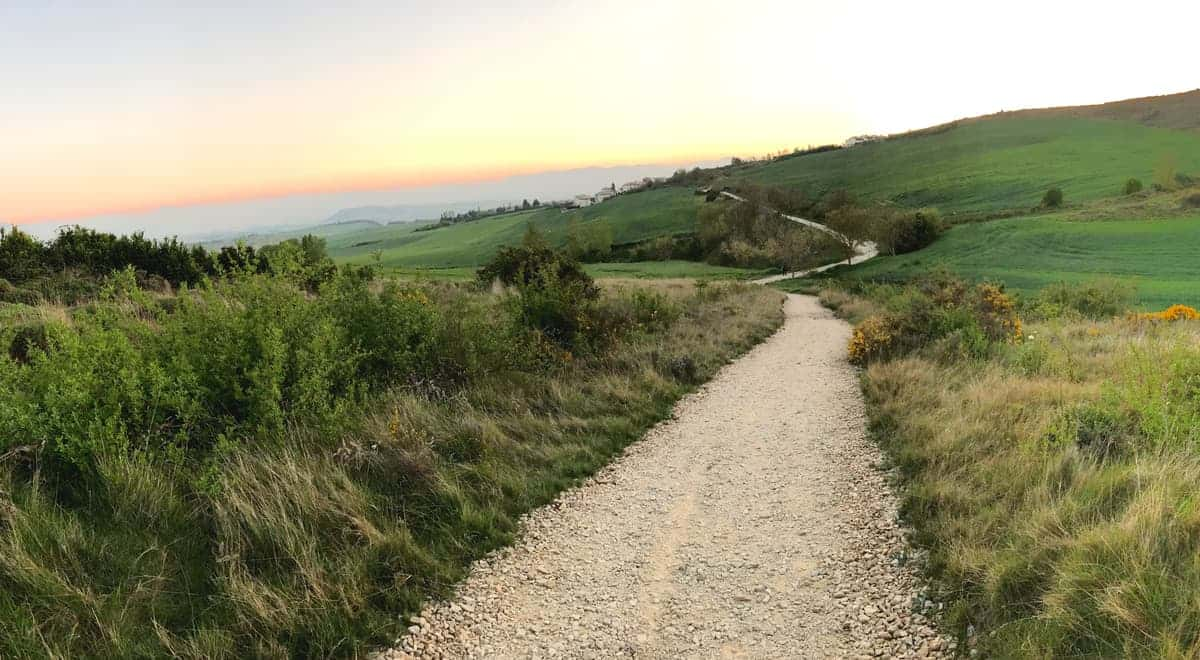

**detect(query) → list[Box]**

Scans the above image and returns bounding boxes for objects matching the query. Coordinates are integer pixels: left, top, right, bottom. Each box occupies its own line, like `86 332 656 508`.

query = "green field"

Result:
792 212 1200 309
380 261 768 282
327 187 704 269
584 260 769 280
735 117 1200 215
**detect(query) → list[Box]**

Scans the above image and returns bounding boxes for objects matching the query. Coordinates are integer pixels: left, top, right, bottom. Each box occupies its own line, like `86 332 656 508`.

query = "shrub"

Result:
1181 192 1200 209
0 285 42 306
508 269 598 353
1042 187 1064 208
975 283 1023 343
476 243 597 299
1136 304 1200 321
877 208 944 255
848 316 896 366
1123 178 1143 195
1046 402 1139 458
847 277 1022 366
1034 279 1134 319
322 277 441 385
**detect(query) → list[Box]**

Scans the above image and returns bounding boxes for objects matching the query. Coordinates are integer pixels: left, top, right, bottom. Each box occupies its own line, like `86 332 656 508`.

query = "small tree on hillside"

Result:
1042 187 1064 208
1124 178 1144 195
823 206 874 264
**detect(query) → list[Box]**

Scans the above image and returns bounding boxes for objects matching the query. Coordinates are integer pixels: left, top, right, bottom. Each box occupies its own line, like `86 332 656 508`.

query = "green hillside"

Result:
792 212 1200 309
735 117 1200 215
329 186 705 269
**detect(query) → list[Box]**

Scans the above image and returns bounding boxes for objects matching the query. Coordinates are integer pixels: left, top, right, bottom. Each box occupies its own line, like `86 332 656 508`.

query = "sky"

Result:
2 0 1198 228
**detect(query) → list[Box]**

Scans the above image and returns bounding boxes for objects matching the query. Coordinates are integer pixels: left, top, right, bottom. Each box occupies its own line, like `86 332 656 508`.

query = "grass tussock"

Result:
0 266 783 658
837 275 1200 657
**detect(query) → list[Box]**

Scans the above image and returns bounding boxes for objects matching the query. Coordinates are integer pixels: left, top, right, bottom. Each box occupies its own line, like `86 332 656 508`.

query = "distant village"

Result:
565 177 660 208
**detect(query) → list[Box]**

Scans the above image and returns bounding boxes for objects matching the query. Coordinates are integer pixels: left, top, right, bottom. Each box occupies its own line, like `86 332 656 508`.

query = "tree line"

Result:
0 225 345 294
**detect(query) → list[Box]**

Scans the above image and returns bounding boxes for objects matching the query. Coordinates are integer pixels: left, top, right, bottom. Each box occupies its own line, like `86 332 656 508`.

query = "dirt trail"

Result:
382 295 952 659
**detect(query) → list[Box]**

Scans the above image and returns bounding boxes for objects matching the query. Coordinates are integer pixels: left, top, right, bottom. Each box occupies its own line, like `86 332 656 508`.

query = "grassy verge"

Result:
0 273 783 658
820 278 1200 656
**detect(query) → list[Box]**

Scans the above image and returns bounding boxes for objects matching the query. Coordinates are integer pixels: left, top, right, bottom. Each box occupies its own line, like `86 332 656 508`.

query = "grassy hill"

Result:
732 116 1200 215
979 87 1200 131
328 186 705 269
796 210 1200 309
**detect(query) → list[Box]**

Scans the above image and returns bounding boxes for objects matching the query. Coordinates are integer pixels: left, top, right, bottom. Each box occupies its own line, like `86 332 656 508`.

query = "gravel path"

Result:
381 295 953 659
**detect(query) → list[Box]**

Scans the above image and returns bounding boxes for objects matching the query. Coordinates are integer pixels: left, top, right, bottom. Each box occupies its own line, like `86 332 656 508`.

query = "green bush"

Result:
847 276 1021 366
877 208 944 255
1122 178 1143 195
1034 279 1134 319
1042 187 1064 208
475 242 597 299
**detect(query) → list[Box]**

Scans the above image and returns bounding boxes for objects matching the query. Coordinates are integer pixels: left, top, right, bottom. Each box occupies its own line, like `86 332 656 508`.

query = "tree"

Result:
822 206 874 264
1042 188 1064 208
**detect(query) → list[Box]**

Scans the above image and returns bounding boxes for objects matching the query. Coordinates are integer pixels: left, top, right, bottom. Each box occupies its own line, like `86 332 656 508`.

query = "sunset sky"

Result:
3 0 1196 225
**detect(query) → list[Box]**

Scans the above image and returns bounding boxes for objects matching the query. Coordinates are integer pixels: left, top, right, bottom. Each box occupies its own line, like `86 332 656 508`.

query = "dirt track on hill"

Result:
380 295 952 659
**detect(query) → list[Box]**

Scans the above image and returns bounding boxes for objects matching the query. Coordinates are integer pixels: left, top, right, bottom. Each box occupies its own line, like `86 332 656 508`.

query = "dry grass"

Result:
856 300 1200 657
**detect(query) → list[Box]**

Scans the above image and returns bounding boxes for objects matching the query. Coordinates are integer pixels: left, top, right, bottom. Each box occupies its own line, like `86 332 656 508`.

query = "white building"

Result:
843 134 883 148
572 194 595 207
594 184 617 203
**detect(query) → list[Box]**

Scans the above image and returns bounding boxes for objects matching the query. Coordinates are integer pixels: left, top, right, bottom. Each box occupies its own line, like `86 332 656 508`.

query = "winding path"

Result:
717 191 879 284
381 296 952 659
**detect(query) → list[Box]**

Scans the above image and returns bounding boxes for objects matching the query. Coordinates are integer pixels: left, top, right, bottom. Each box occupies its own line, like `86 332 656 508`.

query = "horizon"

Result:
4 0 1198 229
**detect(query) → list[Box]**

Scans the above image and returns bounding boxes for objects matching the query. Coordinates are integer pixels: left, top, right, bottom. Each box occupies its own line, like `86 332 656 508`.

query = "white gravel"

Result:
378 295 953 659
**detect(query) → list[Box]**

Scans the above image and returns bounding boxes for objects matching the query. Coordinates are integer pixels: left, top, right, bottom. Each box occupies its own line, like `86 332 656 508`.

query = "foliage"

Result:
563 217 614 262
822 204 875 262
1135 303 1200 321
695 196 836 271
874 208 944 255
0 262 785 658
1033 278 1135 319
1122 177 1143 195
844 275 1022 366
1041 187 1064 208
475 233 598 299
847 316 894 366
0 226 337 295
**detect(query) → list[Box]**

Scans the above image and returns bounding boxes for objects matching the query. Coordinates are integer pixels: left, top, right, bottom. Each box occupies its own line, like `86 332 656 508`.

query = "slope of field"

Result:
799 213 1200 309
329 187 705 268
735 117 1200 215
981 87 1200 131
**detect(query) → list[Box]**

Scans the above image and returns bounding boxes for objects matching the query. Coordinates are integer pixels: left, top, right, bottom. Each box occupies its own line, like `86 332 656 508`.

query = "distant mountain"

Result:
322 201 510 226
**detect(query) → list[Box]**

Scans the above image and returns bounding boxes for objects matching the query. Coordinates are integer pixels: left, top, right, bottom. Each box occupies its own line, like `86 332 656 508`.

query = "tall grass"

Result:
0 272 783 658
837 278 1200 657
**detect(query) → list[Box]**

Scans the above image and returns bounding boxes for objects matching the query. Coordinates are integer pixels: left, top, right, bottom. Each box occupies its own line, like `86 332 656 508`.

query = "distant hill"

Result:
322 202 511 226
